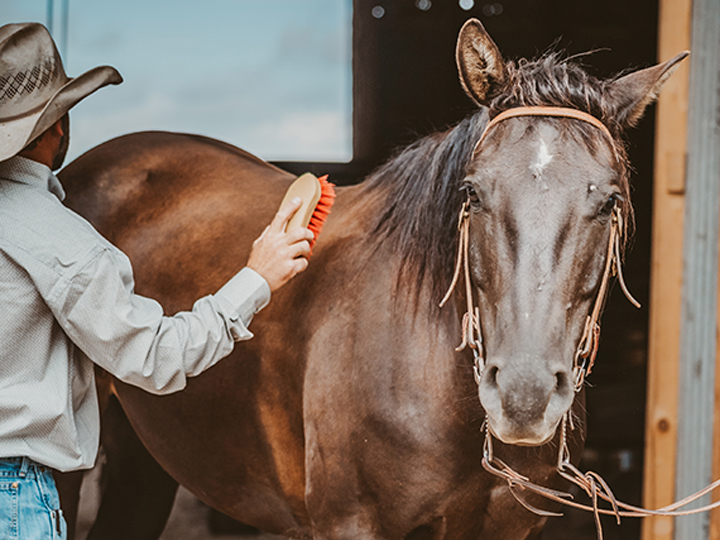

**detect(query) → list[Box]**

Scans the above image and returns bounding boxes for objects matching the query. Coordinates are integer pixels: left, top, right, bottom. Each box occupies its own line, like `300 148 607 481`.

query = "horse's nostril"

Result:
555 371 568 393
486 365 499 388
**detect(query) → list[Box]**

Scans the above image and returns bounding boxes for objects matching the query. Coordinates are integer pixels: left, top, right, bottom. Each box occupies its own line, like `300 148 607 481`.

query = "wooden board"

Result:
641 0 692 538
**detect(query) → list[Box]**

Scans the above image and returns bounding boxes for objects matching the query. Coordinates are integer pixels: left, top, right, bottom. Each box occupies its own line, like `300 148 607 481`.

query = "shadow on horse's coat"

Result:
57 19 685 540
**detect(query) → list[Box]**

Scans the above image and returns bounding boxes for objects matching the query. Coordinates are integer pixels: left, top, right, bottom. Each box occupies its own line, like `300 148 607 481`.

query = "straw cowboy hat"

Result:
0 22 122 162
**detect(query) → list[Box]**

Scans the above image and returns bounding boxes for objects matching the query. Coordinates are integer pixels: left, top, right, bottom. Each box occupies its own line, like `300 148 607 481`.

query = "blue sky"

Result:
2 1 353 163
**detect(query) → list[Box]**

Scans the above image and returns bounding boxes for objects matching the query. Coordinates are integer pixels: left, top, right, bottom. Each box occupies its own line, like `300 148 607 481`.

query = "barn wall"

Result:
643 0 720 539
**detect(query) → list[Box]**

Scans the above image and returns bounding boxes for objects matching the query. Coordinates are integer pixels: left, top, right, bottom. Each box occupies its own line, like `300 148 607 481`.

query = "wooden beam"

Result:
641 0 692 538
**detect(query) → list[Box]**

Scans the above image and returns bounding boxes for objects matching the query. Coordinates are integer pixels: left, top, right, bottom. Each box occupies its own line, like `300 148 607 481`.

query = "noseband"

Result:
439 107 720 536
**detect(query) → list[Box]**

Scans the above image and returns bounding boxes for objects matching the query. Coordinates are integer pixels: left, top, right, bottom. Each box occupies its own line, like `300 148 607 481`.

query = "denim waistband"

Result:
0 456 50 478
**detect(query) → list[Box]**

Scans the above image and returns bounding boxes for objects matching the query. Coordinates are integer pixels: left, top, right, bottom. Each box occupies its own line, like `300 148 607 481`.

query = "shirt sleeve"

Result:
48 245 271 395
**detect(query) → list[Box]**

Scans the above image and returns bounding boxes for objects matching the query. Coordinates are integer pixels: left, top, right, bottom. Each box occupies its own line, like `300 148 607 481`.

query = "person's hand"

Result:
247 197 314 292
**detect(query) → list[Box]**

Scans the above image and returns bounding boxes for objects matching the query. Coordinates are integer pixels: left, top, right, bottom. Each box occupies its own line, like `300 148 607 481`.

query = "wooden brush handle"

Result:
279 173 322 232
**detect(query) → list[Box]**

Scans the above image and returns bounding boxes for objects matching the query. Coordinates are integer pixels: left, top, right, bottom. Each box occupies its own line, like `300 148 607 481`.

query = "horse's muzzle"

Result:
478 357 573 446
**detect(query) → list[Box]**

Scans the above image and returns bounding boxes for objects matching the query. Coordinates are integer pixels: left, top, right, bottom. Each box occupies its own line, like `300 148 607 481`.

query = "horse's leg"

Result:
310 517 387 540
86 394 179 540
310 516 448 540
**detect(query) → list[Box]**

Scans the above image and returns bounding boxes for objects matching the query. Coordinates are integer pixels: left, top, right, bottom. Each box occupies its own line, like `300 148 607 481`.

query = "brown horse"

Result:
58 19 685 540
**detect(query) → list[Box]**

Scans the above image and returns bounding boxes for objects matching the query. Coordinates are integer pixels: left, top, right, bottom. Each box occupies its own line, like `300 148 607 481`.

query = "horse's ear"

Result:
606 51 689 128
456 18 506 107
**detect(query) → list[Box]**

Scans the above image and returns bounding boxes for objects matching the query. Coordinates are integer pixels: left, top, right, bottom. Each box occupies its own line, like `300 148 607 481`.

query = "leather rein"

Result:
440 106 720 538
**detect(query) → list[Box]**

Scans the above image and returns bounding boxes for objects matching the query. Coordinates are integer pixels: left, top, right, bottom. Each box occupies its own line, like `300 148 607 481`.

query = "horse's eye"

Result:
464 185 480 205
599 194 619 217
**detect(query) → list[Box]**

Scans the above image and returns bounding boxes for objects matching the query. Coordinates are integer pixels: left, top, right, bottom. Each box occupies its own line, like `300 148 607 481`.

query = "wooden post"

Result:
641 0 692 538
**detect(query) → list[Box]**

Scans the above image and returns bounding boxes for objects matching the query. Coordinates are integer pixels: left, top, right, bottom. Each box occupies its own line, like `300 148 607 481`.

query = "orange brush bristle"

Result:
307 174 335 250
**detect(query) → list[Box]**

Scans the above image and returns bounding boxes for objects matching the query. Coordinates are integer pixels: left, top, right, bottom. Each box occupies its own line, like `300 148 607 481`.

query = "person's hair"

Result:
19 114 70 170
21 132 45 153
20 114 70 153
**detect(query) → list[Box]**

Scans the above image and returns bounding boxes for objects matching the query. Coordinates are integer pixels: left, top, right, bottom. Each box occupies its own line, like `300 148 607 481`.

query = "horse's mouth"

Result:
486 419 559 447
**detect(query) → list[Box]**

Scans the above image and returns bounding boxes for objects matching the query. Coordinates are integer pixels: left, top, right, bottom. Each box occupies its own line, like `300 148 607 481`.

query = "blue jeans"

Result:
0 457 66 540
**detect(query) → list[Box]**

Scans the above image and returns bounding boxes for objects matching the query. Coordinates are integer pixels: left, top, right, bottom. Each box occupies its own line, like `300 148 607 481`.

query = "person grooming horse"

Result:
0 22 313 540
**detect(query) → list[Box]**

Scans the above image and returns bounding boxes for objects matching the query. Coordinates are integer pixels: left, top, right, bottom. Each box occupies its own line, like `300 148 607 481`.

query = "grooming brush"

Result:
279 172 335 252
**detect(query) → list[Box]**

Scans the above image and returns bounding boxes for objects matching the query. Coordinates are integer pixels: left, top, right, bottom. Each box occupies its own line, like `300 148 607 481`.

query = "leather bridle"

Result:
440 106 720 537
473 106 620 162
441 106 638 393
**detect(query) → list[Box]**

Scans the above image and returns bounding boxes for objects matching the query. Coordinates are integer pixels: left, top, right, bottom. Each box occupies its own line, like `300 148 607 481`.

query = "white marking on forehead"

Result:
531 137 554 178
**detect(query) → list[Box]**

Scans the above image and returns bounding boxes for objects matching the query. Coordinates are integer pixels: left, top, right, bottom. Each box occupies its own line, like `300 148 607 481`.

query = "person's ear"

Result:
50 117 65 138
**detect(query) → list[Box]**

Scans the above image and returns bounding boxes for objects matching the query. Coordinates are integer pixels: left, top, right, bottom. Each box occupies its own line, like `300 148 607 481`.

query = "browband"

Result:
474 106 619 162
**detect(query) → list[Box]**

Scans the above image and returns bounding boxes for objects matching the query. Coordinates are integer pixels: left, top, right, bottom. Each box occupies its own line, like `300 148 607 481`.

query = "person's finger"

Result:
286 226 314 244
288 240 311 259
269 197 302 233
292 257 309 275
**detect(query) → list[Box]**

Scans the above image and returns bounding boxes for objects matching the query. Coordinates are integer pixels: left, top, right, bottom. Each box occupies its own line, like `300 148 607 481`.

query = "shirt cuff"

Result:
215 267 271 331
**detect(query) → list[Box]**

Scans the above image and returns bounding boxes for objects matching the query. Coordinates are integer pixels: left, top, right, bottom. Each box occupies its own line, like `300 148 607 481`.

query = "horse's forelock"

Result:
489 53 624 134
489 52 634 236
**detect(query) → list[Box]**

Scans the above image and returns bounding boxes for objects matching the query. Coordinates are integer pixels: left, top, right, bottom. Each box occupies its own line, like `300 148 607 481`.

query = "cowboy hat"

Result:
0 22 122 162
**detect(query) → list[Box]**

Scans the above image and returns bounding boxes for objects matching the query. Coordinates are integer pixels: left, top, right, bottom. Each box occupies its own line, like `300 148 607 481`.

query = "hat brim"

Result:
0 65 122 162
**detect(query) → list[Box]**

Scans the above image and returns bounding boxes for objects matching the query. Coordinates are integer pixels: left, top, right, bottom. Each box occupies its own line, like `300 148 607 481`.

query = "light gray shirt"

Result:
0 156 271 472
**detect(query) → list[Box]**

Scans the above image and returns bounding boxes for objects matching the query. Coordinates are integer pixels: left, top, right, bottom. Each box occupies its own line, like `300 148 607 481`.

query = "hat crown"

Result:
0 23 68 120
0 21 122 162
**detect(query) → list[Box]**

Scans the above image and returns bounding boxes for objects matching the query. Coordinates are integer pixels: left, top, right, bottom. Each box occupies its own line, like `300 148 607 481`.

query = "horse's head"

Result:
455 19 687 446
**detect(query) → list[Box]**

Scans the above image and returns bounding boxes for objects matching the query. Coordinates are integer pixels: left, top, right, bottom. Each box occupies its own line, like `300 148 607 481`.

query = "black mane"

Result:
359 52 632 305
359 111 488 304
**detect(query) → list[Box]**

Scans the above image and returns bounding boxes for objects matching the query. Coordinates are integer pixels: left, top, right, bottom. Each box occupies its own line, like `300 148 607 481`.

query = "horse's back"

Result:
60 131 295 311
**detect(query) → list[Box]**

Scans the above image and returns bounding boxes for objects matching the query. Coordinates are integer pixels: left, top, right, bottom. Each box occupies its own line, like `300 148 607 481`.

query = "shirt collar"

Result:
0 156 66 201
